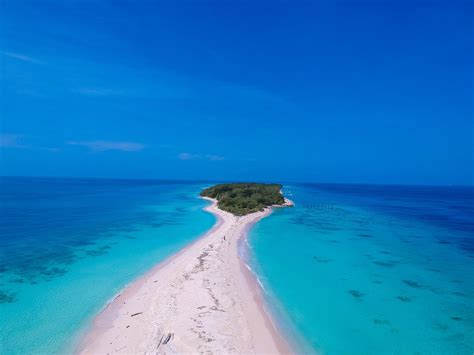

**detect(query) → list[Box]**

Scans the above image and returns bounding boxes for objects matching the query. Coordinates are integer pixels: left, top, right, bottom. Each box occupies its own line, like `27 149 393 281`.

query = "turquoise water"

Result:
2 178 473 354
0 177 214 354
249 184 473 354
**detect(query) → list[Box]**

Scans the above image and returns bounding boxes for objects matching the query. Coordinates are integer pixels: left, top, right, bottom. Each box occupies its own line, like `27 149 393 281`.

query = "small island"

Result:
200 183 289 215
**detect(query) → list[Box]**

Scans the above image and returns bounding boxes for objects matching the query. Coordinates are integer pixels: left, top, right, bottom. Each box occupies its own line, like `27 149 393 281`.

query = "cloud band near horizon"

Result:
67 140 145 152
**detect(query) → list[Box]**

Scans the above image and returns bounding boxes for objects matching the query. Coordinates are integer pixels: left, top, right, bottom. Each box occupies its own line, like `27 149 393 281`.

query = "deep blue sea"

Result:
1 178 473 354
0 177 214 354
249 183 474 354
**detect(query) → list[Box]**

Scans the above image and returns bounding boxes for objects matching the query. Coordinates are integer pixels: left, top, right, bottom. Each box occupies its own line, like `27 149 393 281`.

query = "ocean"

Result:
0 177 214 354
248 183 473 354
1 177 473 354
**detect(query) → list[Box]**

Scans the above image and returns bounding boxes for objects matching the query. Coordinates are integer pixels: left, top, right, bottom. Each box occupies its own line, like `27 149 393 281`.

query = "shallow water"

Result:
2 178 472 354
249 184 473 354
0 177 214 354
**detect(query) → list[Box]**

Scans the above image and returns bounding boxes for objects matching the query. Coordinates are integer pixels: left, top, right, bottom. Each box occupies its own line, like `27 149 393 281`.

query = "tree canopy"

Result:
200 183 285 216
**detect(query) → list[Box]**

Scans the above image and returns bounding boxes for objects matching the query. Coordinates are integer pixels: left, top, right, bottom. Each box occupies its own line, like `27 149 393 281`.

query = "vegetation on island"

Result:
200 183 286 216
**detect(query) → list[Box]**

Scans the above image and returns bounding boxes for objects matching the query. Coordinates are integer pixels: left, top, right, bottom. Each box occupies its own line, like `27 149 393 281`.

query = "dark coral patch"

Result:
67 240 96 247
318 226 343 231
10 278 25 284
348 289 365 298
117 227 140 232
373 260 398 268
85 245 111 257
434 322 449 331
396 296 412 302
403 280 423 288
373 319 391 325
313 256 332 263
41 267 68 280
429 287 443 295
150 222 166 228
0 290 17 303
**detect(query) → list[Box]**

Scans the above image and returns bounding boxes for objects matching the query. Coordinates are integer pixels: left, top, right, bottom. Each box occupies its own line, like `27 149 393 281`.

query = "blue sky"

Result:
1 0 472 184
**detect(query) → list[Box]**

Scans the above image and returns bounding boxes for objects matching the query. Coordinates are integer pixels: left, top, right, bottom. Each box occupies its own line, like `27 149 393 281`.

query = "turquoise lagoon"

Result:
249 183 473 354
0 177 214 354
1 177 473 354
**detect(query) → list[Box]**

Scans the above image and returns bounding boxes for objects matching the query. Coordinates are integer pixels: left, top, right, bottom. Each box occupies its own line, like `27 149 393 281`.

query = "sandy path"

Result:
77 198 292 354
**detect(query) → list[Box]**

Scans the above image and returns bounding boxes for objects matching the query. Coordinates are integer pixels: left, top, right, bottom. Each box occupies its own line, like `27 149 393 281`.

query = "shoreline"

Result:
76 197 293 354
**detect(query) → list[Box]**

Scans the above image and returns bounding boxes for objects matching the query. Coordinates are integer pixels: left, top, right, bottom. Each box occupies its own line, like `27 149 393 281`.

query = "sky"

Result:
1 0 473 185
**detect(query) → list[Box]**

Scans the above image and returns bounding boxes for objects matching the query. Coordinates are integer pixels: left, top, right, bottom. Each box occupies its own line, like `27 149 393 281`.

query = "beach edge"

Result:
75 196 294 354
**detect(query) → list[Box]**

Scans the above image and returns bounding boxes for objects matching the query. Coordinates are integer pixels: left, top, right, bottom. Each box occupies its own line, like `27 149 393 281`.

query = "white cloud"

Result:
72 88 127 97
68 140 145 152
1 51 41 64
44 147 61 153
205 154 225 161
0 134 60 152
178 152 224 161
0 134 26 148
178 152 196 160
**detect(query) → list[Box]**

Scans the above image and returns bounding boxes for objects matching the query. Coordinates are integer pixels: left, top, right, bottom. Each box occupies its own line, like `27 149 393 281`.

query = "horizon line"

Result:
1 174 472 188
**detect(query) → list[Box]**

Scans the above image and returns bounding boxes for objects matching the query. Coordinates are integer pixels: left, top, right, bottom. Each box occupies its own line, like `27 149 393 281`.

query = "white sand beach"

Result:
77 197 293 354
